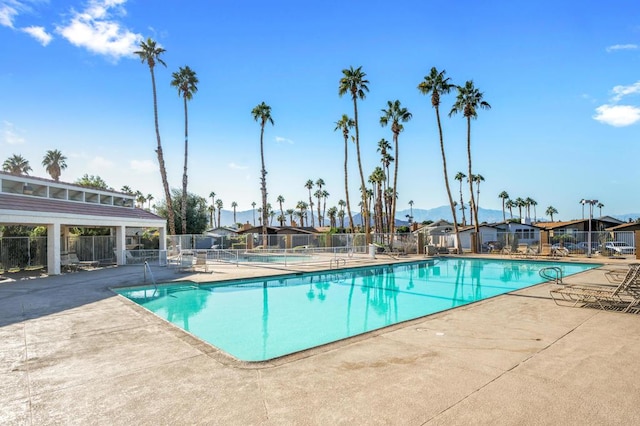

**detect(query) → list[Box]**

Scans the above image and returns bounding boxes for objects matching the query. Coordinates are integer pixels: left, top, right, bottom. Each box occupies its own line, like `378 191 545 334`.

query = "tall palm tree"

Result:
231 201 238 224
473 174 485 219
339 66 370 241
304 179 315 226
334 115 356 232
380 99 412 242
408 200 414 224
450 80 491 242
3 154 31 175
171 65 199 234
42 149 67 181
514 197 525 220
506 199 515 219
207 205 214 228
454 172 467 226
251 201 257 226
296 201 308 227
338 199 346 229
316 178 325 226
215 199 223 228
134 38 175 235
376 138 393 231
419 67 461 250
597 202 604 217
524 197 537 222
498 191 509 222
276 195 285 226
321 189 329 226
546 206 558 221
121 185 134 195
252 102 274 244
285 208 295 226
146 194 154 210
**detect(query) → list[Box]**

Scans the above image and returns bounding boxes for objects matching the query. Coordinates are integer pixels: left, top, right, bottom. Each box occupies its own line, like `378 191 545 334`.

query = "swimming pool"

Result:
115 258 599 362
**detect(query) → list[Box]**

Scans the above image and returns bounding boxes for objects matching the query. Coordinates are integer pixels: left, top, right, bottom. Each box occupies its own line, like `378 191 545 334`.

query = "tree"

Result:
251 201 257 226
316 178 325 226
376 138 393 232
3 154 31 175
473 174 485 217
134 38 176 235
408 200 414 224
334 115 356 232
286 208 295 226
215 199 223 228
327 206 338 228
305 179 315 226
252 102 274 245
155 189 208 234
207 205 214 228
231 201 238 224
498 191 509 222
380 99 412 242
546 206 558 221
506 199 515 219
296 201 308 227
146 194 154 210
450 80 491 243
42 149 67 181
276 195 285 226
514 197 525 219
419 67 461 250
338 199 346 229
339 66 370 241
75 174 111 190
597 202 604 217
209 191 216 226
170 65 199 234
121 185 134 195
454 172 467 226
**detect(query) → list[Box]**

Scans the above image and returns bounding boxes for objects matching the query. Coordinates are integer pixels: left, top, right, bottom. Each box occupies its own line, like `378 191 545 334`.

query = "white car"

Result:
604 241 636 255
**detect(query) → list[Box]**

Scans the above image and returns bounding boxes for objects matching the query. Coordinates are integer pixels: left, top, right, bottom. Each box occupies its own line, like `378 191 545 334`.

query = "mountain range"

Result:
211 206 640 228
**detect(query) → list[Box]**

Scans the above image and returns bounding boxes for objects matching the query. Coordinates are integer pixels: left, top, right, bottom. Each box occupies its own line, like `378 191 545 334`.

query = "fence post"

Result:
635 230 640 260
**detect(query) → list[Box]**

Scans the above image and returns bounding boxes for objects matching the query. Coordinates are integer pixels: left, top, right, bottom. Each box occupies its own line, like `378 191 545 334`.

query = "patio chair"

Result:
549 264 640 313
60 252 79 272
68 253 99 269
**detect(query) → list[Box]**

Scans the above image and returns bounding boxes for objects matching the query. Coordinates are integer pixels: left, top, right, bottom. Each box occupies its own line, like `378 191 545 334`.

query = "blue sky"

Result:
1 0 639 221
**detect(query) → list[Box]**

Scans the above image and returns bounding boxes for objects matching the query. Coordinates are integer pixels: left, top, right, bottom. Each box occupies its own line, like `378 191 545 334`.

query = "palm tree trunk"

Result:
466 117 479 246
260 124 268 246
343 135 355 232
150 67 175 235
352 97 370 243
390 132 399 247
181 96 189 234
436 106 461 251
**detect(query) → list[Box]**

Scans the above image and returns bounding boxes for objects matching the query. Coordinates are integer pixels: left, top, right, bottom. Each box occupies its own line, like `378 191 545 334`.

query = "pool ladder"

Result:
330 258 346 269
144 260 158 290
539 266 563 284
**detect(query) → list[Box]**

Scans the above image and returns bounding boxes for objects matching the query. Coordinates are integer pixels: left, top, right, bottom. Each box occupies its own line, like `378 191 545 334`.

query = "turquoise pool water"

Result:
115 258 599 362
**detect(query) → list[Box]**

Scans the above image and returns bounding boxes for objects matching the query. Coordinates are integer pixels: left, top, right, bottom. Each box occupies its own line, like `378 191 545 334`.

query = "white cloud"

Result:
56 0 142 61
21 25 52 45
2 120 26 144
593 105 640 127
275 136 294 144
228 162 248 170
606 44 638 52
0 3 18 28
611 81 640 102
130 159 156 173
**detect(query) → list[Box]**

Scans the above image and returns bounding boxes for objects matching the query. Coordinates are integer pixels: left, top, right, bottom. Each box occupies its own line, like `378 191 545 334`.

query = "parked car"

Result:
603 241 636 255
576 242 601 252
551 243 584 253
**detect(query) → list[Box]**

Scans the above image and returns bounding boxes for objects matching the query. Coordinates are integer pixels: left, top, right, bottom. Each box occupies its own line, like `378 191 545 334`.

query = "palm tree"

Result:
171 65 199 235
251 201 257 226
121 185 134 195
525 197 537 222
339 66 370 241
597 202 604 217
231 201 238 224
304 180 315 226
252 102 274 244
380 99 412 242
3 154 31 175
134 38 175 235
377 138 393 231
419 67 461 250
454 172 467 226
285 208 295 226
327 206 338 228
276 195 285 226
473 174 484 217
334 115 356 232
316 178 325 226
450 80 491 241
546 206 558 221
506 199 515 219
498 191 509 222
146 194 154 210
296 201 308 227
338 199 346 229
207 205 214 228
514 197 525 220
215 199 223 228
42 149 67 181
321 189 329 226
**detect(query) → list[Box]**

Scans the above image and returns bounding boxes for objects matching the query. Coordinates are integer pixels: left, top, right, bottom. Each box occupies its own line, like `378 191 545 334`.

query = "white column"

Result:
115 226 126 265
47 222 61 275
158 226 166 251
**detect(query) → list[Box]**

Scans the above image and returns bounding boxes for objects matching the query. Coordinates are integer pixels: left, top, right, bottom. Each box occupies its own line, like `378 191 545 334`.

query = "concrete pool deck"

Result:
1 256 639 425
